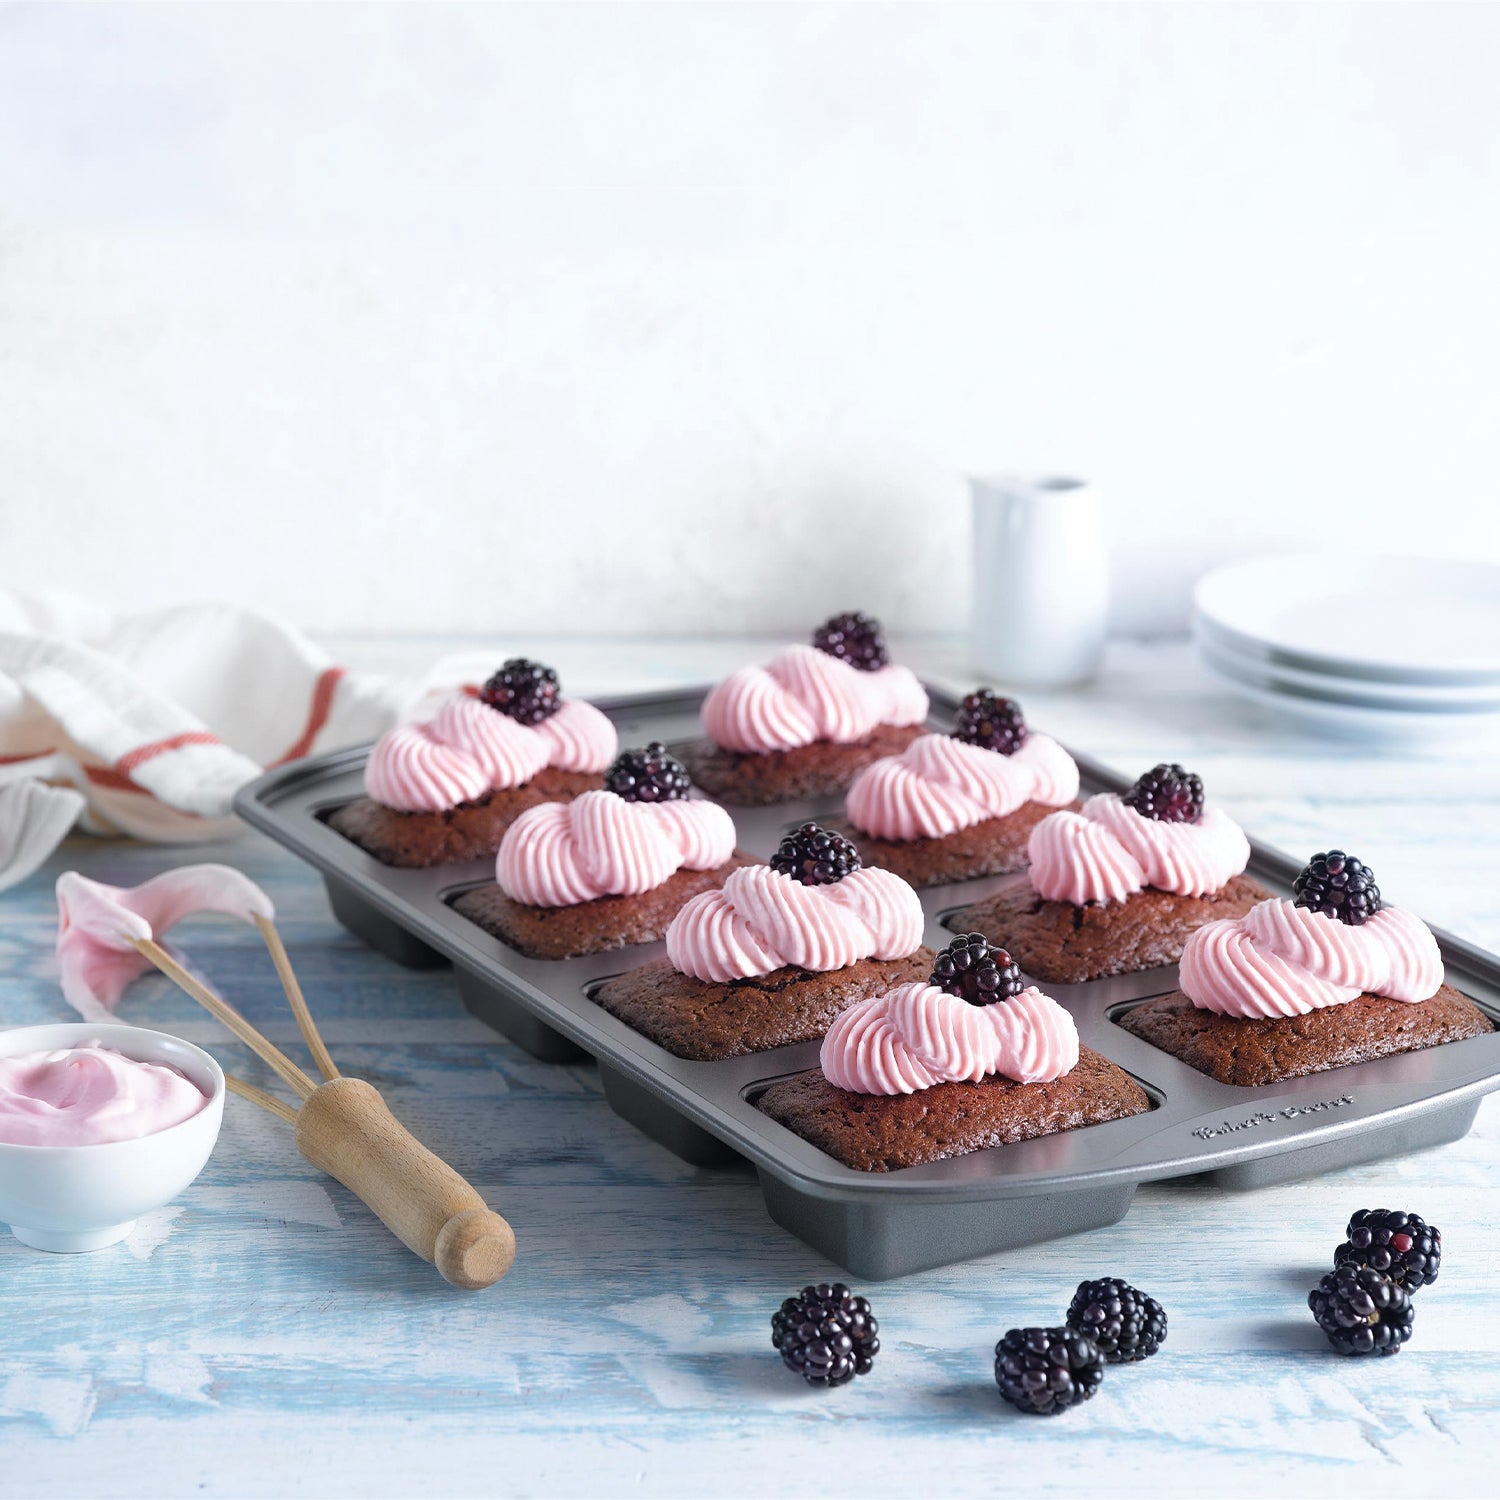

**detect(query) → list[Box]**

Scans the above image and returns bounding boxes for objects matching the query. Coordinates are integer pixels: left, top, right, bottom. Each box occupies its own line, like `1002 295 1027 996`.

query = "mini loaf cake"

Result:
1119 851 1494 1086
330 658 616 867
592 823 934 1060
758 933 1151 1171
677 612 929 805
828 689 1080 887
452 743 750 960
946 763 1271 983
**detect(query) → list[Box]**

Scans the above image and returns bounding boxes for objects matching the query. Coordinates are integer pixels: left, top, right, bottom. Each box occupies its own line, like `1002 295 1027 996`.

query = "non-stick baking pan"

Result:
235 687 1500 1278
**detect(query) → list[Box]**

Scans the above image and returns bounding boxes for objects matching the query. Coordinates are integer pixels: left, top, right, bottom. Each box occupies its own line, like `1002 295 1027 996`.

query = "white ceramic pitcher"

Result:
970 474 1108 687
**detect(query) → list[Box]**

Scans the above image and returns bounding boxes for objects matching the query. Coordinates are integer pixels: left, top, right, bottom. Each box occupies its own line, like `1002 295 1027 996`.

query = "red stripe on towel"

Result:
270 665 346 766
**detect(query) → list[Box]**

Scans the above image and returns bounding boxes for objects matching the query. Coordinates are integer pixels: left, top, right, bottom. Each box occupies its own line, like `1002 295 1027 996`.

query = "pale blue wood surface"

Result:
3 640 1498 1498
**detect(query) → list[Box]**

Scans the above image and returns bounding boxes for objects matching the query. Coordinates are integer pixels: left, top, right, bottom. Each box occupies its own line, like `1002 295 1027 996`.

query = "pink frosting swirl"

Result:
1179 899 1443 1018
665 864 924 981
821 982 1079 1094
846 732 1078 841
495 792 737 907
701 645 928 754
364 694 617 812
1027 793 1250 904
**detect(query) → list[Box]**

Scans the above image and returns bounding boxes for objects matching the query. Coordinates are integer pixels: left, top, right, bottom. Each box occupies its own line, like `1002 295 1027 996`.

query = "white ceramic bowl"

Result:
0 1023 225 1253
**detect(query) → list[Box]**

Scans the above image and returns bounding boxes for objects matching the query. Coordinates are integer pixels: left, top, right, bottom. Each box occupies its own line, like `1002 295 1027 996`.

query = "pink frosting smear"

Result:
700 645 928 754
1179 899 1444 1018
665 864 924 982
364 695 617 812
821 982 1080 1095
1027 793 1250 905
0 1043 208 1147
495 792 737 907
56 867 276 1022
845 731 1078 841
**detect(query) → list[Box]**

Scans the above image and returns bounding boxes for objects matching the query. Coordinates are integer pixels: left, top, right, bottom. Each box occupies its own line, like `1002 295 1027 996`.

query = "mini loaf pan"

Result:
236 687 1500 1279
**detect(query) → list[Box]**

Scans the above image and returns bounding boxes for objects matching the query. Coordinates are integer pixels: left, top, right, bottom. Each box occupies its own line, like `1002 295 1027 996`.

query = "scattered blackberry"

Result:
771 1283 880 1387
811 611 889 672
1308 1265 1414 1356
604 742 691 803
929 932 1024 1007
1336 1209 1441 1291
770 823 861 886
479 657 561 725
1293 851 1382 926
951 689 1028 756
993 1327 1104 1415
1065 1278 1167 1364
1122 763 1204 824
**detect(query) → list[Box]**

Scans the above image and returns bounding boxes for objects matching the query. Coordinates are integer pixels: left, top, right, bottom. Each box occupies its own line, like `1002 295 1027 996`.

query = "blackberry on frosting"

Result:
811 611 889 672
951 689 1028 756
604 742 691 803
770 822 861 885
930 932 1024 1006
1293 850 1381 926
480 658 562 725
1122 763 1204 824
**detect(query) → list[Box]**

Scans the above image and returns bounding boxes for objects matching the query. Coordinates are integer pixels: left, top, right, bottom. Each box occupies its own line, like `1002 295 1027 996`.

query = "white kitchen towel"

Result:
0 589 406 890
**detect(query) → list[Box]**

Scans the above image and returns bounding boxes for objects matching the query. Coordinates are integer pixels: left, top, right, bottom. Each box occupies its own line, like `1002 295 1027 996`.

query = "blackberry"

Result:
771 1283 879 1387
604 742 691 803
1309 1265 1414 1356
993 1327 1104 1415
1065 1278 1167 1364
1336 1209 1441 1291
1122 763 1204 824
951 689 1028 756
929 932 1024 1007
770 823 861 886
811 611 889 672
479 657 561 725
1293 851 1382 926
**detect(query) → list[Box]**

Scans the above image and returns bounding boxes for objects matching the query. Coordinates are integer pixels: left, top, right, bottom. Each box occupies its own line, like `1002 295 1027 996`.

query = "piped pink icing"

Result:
821 982 1079 1094
1027 793 1250 905
56 866 276 1021
1180 900 1443 1018
364 694 617 813
846 732 1078 841
495 792 737 907
701 645 927 754
0 1043 208 1146
665 864 924 982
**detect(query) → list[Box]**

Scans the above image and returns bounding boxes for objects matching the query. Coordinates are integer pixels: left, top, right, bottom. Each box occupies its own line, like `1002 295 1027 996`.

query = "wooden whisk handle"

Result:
294 1078 515 1290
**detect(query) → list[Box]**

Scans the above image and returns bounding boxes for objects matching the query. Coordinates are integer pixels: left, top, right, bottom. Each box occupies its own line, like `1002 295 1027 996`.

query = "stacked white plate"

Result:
1192 554 1500 744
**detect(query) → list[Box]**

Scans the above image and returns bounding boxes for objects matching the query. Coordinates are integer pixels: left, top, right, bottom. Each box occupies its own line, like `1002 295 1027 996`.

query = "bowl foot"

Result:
9 1220 136 1253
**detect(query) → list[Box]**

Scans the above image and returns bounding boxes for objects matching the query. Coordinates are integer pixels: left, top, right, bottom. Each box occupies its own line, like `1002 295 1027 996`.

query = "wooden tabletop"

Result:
4 637 1497 1498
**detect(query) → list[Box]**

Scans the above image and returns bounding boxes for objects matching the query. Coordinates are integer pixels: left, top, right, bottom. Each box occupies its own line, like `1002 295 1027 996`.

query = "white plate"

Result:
1193 554 1500 684
1199 651 1500 746
1195 627 1500 709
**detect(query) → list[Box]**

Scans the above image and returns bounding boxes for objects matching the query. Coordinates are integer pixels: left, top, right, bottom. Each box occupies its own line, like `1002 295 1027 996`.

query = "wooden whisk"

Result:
132 914 515 1291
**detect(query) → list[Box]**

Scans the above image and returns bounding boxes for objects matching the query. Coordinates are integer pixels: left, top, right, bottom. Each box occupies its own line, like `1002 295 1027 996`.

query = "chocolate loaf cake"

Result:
757 1046 1151 1171
451 852 755 961
1118 985 1494 1087
591 947 937 1060
328 768 601 868
946 874 1273 984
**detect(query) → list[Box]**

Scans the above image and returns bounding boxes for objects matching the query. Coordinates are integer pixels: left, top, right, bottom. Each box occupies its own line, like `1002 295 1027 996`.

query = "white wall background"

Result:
1 0 1497 638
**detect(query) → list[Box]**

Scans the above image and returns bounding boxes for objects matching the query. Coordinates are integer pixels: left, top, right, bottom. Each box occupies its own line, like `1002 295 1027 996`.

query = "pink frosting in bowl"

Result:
665 864 924 983
1179 899 1443 1018
1027 793 1250 905
820 983 1079 1095
365 694 617 813
701 645 928 755
846 732 1078 841
496 792 737 907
